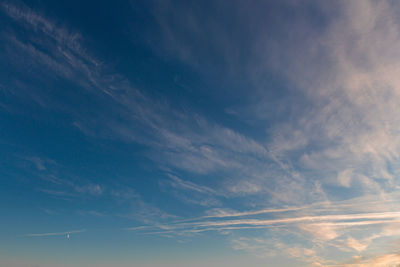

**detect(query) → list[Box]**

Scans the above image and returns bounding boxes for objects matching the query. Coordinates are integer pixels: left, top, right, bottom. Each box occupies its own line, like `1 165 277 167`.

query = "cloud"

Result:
346 237 370 252
25 229 85 237
38 189 75 198
74 184 104 196
299 223 338 241
164 174 216 195
26 157 46 171
129 210 400 236
262 0 400 192
199 0 400 261
346 252 400 266
4 0 400 265
1 1 275 180
1 0 312 212
159 174 221 207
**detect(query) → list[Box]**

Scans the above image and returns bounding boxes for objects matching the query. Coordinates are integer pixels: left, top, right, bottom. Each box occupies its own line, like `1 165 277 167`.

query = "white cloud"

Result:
299 224 338 241
25 229 85 237
346 252 400 266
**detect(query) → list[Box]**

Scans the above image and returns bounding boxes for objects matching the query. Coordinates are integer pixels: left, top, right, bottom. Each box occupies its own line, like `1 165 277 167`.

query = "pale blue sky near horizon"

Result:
2 1 400 266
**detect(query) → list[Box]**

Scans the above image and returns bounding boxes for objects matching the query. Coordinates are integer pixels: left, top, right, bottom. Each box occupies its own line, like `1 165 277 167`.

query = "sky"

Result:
2 0 400 266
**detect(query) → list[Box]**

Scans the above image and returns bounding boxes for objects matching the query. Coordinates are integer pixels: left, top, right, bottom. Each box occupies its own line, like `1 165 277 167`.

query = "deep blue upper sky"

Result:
2 1 400 266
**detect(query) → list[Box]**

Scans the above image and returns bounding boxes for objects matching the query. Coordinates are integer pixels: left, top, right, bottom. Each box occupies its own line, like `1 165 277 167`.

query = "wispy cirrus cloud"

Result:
25 229 85 237
0 0 303 206
163 174 216 195
131 211 400 234
4 0 400 265
128 193 400 264
344 252 400 267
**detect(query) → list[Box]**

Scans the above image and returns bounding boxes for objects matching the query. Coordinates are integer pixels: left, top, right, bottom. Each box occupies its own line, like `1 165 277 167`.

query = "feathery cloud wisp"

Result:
25 229 86 237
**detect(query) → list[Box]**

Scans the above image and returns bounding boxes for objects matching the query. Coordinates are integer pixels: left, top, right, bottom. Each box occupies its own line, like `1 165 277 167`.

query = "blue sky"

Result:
2 0 400 266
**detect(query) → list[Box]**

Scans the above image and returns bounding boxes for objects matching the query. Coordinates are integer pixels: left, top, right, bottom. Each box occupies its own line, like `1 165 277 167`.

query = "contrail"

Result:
25 229 86 237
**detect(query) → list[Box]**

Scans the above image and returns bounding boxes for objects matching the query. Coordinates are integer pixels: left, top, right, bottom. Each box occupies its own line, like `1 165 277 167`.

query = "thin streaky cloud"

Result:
25 229 86 237
167 197 400 224
139 219 400 235
167 174 216 195
130 211 400 235
3 0 400 266
135 225 287 235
